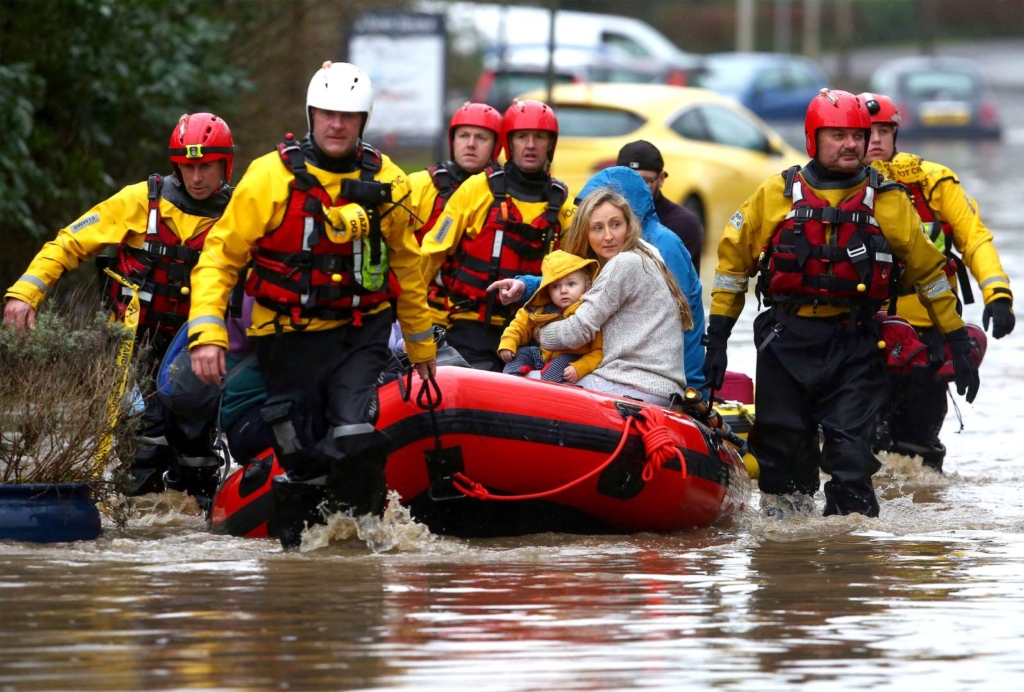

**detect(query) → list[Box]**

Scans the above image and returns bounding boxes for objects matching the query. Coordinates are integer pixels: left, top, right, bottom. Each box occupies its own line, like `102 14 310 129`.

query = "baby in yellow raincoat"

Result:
497 250 603 383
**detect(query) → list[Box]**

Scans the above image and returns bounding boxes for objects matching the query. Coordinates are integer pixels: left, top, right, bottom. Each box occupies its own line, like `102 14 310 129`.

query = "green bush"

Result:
0 302 142 486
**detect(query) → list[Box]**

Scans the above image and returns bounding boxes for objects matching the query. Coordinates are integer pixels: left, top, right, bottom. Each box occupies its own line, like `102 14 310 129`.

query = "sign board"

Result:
349 10 446 148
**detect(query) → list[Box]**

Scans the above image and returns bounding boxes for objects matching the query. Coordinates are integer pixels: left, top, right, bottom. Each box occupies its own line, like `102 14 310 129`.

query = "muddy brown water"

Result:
3 131 1023 691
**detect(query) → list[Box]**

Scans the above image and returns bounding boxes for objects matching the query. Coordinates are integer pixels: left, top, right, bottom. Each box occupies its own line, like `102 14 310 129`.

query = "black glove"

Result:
701 315 736 392
945 327 980 404
982 297 1015 339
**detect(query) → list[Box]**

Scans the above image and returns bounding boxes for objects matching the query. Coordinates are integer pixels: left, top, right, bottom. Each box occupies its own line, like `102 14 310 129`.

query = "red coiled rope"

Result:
451 406 687 502
637 406 688 482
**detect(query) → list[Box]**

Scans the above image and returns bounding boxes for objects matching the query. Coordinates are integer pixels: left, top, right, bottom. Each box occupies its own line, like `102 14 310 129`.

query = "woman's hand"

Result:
191 344 227 385
563 365 579 383
487 278 526 305
498 349 514 363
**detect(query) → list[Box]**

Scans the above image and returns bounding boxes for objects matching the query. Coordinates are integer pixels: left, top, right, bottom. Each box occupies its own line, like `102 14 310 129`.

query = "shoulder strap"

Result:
147 174 162 203
358 142 383 181
485 163 506 203
545 179 568 228
429 162 456 199
542 178 568 254
277 134 322 193
782 165 802 198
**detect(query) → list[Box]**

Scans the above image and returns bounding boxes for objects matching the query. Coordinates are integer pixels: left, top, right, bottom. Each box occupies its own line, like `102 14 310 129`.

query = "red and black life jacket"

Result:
244 135 399 327
900 179 974 304
101 175 210 335
758 166 898 310
436 164 567 323
415 161 459 245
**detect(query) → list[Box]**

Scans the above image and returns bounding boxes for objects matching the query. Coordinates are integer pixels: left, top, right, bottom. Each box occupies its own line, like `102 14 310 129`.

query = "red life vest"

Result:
415 162 459 245
101 175 209 335
436 164 567 323
759 166 897 309
245 135 399 327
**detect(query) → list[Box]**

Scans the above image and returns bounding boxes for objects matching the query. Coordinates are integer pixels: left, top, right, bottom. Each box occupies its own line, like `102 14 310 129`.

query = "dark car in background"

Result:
868 56 1002 139
690 52 829 122
471 46 690 113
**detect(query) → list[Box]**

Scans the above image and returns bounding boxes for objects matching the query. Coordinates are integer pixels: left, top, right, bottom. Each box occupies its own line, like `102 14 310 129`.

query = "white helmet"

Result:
306 61 374 135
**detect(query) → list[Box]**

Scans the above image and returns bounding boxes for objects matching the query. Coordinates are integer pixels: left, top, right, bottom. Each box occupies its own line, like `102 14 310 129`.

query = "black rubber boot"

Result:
327 450 388 518
823 480 880 517
126 443 176 496
268 473 330 550
163 465 222 513
892 440 946 473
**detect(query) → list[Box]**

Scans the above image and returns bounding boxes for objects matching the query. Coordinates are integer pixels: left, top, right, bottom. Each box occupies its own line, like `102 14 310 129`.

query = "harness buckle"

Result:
847 244 868 261
820 207 841 224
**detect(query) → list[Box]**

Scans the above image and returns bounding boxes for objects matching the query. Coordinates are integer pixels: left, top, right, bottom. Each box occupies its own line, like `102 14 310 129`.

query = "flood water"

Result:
3 131 1024 692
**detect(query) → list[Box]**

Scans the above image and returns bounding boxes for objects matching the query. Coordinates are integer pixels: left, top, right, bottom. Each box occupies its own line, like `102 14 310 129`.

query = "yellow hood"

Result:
527 250 599 308
872 152 927 185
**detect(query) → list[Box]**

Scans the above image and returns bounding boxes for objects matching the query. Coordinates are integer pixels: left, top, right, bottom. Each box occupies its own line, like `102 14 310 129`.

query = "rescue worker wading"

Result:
861 92 1013 471
420 98 576 371
408 102 502 326
704 89 980 518
3 113 234 505
188 62 437 549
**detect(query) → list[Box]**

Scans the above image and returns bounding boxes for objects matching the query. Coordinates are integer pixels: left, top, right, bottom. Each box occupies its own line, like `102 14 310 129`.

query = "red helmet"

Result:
448 102 502 161
501 99 559 163
804 88 871 158
859 91 901 139
168 113 235 183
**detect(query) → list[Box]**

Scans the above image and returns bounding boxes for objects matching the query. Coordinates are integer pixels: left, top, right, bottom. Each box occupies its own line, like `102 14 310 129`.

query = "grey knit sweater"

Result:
538 247 687 399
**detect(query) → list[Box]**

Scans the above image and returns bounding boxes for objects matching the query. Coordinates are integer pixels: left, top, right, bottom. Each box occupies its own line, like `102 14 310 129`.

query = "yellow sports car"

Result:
520 83 803 281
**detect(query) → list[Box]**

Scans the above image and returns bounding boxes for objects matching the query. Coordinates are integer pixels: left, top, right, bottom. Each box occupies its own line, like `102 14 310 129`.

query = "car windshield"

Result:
555 106 646 137
901 70 978 100
690 58 758 93
489 72 575 109
586 66 661 84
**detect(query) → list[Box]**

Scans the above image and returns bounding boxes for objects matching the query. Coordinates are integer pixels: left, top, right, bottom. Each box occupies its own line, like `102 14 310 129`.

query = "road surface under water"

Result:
3 115 1023 692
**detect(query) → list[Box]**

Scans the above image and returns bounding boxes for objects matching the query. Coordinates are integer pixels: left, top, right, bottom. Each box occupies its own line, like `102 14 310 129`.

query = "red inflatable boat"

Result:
210 368 751 538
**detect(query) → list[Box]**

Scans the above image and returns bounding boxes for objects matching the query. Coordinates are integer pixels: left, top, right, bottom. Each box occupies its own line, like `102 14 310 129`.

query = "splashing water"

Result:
299 491 446 553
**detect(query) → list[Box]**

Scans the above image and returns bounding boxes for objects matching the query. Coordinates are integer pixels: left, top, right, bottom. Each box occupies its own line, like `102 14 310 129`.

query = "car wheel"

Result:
682 194 705 228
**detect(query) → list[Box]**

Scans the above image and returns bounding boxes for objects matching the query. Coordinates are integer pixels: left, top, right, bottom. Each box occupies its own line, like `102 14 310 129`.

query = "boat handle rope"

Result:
451 406 687 502
413 372 446 456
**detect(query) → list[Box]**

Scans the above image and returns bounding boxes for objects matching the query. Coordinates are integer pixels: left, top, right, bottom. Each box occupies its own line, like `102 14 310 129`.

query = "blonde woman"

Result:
530 188 692 405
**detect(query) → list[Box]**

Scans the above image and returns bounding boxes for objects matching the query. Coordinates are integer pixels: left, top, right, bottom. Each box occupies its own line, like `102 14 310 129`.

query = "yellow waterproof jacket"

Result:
4 181 216 311
419 170 576 326
711 165 965 334
187 148 437 364
872 152 1011 327
498 251 603 377
407 169 442 240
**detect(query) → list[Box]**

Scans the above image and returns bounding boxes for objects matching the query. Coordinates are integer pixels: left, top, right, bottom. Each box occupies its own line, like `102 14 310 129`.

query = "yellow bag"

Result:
323 203 370 244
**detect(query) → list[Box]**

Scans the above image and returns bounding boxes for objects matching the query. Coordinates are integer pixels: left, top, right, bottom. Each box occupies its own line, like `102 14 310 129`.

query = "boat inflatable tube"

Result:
211 368 751 538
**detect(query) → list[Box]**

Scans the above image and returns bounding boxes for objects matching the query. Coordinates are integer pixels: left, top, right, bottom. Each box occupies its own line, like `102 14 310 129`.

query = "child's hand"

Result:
563 365 579 383
499 349 514 363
